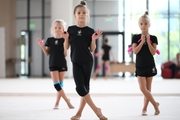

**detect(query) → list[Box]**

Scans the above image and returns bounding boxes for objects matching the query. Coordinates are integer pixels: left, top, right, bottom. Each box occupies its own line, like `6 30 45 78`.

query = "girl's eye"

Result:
83 12 86 14
78 12 81 14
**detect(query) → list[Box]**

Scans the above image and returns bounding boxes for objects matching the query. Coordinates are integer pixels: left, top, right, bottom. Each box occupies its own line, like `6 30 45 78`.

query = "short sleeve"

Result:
67 26 71 44
67 27 70 39
152 36 158 45
45 38 50 46
132 34 138 44
90 28 94 42
109 46 112 50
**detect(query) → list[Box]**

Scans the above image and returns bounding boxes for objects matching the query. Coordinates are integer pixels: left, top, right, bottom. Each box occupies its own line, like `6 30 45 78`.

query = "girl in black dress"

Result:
92 38 116 79
62 1 107 120
37 19 74 109
132 11 160 116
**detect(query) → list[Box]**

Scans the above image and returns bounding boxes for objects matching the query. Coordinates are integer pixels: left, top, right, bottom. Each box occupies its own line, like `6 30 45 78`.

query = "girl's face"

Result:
74 7 88 23
139 18 150 33
53 22 64 36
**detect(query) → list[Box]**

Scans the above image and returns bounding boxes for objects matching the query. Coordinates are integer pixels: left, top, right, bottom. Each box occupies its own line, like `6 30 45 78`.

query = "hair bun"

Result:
80 1 86 5
145 11 148 15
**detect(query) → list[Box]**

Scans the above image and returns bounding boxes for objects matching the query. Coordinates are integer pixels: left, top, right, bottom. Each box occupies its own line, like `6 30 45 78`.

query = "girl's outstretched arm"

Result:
37 38 49 56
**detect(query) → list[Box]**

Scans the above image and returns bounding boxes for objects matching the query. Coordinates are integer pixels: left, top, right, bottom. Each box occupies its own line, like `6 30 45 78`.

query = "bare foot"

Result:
97 108 108 120
67 98 74 109
99 115 108 120
70 115 80 120
53 104 59 110
154 102 160 115
142 110 147 116
68 104 74 109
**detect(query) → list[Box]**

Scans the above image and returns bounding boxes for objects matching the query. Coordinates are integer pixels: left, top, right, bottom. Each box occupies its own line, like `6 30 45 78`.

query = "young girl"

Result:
61 1 107 120
37 19 74 110
132 11 160 116
92 38 116 80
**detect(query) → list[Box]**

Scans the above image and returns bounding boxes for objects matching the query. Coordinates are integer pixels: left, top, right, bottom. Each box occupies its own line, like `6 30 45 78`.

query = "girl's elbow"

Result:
90 47 96 52
66 46 69 50
64 53 67 57
90 49 95 52
133 51 137 55
151 50 156 55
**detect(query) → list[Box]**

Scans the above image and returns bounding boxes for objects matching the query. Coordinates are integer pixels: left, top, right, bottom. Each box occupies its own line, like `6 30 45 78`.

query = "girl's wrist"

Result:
92 38 96 42
64 38 68 41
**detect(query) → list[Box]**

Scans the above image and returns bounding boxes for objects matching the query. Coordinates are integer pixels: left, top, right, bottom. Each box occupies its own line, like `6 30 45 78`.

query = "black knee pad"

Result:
76 86 88 96
54 83 62 91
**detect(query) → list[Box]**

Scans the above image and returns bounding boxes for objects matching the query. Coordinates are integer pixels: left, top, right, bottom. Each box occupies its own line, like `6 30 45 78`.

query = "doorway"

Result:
16 30 31 77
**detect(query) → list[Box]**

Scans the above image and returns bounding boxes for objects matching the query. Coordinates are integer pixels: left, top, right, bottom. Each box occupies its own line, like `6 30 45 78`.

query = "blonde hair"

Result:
73 0 90 23
139 11 150 23
50 19 67 36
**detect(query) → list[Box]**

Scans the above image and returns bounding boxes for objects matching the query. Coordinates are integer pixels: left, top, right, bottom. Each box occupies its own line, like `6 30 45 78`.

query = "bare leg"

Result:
59 72 74 109
54 92 61 109
138 76 160 115
71 93 107 120
104 61 110 80
92 60 104 80
71 98 86 119
51 71 74 109
83 94 107 119
58 89 74 108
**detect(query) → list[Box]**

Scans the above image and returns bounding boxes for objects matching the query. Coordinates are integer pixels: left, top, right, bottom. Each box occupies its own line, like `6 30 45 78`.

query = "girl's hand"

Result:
141 35 146 43
60 31 69 40
92 29 103 40
146 34 151 43
37 38 44 47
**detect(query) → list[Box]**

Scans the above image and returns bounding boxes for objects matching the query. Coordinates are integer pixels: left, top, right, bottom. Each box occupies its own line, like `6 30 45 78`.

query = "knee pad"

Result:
59 81 64 88
54 82 62 91
96 66 101 70
105 66 108 71
76 86 89 96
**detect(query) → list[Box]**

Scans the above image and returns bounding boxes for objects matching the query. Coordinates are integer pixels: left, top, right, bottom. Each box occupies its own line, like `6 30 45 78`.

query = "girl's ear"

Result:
74 14 76 19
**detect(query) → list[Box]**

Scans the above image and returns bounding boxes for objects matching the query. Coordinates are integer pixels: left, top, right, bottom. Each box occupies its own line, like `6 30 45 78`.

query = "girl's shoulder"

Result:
132 34 141 40
67 25 76 31
132 34 141 39
149 34 157 39
47 37 54 40
45 37 54 46
86 26 94 31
